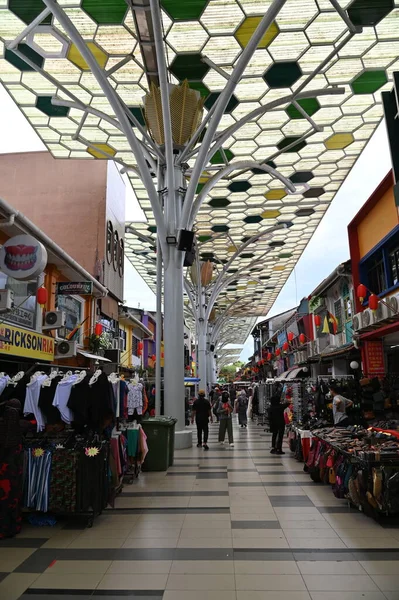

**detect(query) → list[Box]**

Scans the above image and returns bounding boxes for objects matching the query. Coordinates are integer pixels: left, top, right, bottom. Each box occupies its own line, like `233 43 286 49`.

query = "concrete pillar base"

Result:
175 429 192 450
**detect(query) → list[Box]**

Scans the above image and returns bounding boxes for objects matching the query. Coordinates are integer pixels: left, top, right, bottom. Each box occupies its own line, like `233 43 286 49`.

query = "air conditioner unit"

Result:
43 310 66 331
112 337 124 351
0 289 14 313
386 293 399 318
352 312 363 332
374 301 390 324
361 308 379 331
55 339 77 359
307 340 316 357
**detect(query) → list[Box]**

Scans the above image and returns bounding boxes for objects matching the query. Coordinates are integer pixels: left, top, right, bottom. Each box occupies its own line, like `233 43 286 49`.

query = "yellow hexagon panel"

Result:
228 245 237 252
273 265 286 271
324 132 354 150
67 42 107 71
265 189 286 200
261 209 281 219
235 17 279 49
87 143 116 158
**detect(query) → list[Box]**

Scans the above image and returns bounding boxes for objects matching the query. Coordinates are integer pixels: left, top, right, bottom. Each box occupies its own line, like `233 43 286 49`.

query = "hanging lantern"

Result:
36 286 48 307
299 333 306 345
287 331 294 342
276 348 281 357
267 352 272 361
314 314 321 327
357 283 367 303
150 354 156 362
137 341 143 357
283 341 289 352
94 322 103 337
369 293 379 311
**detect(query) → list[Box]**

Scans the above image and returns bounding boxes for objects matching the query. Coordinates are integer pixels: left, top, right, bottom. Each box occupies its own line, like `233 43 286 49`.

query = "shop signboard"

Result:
0 323 54 361
277 330 287 346
56 281 93 296
364 340 385 377
0 235 47 281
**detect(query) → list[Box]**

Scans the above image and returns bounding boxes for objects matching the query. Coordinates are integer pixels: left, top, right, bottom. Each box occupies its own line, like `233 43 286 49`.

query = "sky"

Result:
0 84 392 363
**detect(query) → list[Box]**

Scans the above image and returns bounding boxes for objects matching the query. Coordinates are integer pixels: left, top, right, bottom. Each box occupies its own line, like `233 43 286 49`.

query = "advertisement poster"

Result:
364 340 385 377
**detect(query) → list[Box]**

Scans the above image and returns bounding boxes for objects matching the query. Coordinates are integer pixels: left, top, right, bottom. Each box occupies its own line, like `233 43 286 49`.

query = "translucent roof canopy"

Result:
1 0 398 342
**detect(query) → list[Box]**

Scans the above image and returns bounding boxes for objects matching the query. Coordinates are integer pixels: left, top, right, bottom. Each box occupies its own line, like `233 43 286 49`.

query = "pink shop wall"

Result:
0 151 107 279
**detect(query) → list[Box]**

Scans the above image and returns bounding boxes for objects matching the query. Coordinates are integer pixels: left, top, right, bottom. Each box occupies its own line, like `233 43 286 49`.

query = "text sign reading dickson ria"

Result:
56 282 93 296
0 324 54 361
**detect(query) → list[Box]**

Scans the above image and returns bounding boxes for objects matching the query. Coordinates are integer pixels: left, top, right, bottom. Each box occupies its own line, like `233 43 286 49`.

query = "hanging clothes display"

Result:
127 381 143 418
24 373 49 432
53 373 79 425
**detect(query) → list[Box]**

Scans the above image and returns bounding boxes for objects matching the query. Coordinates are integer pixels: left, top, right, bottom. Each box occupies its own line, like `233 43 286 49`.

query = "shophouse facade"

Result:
349 170 399 377
0 195 107 371
0 152 126 340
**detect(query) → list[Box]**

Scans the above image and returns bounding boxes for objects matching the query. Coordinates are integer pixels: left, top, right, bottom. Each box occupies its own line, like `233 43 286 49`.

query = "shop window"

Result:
120 329 127 352
56 294 84 344
389 245 399 286
334 300 342 333
0 273 37 329
344 294 353 321
367 251 386 295
132 335 139 356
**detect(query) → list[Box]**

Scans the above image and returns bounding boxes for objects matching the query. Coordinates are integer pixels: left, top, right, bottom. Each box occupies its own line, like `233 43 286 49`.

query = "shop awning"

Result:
78 350 111 362
286 368 301 380
275 370 290 381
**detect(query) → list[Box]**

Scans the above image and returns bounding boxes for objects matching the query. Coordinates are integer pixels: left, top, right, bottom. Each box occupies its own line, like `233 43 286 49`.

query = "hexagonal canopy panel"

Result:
235 17 279 49
347 0 394 27
290 171 314 184
351 70 388 94
264 61 302 88
205 92 238 113
277 136 307 153
325 133 354 150
9 0 52 25
161 0 208 20
2 0 397 328
36 96 69 117
228 180 251 193
303 187 325 198
208 198 231 208
82 0 128 24
244 215 263 223
170 53 209 81
286 98 320 119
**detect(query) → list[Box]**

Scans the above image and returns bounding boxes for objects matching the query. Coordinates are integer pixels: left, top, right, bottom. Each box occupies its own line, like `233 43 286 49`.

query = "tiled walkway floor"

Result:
2 423 399 599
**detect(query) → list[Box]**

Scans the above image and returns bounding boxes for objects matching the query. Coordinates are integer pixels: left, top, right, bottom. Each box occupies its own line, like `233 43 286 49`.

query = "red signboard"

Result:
364 340 385 377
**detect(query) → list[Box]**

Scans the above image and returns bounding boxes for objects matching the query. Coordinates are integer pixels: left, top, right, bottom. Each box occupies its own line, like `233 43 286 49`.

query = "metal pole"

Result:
155 239 162 416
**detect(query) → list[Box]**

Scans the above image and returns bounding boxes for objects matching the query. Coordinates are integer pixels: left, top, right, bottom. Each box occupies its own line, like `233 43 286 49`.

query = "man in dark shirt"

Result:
191 390 213 450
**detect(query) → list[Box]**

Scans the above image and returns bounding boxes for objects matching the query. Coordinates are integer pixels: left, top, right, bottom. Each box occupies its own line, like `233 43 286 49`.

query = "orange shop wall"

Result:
356 184 398 259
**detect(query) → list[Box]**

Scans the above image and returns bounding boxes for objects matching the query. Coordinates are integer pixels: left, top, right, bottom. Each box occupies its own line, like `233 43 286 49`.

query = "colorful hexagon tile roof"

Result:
0 0 398 321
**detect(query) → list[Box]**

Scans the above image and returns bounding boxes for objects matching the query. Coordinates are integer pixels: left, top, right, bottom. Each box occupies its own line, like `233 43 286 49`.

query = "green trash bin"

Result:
141 418 170 471
153 417 177 467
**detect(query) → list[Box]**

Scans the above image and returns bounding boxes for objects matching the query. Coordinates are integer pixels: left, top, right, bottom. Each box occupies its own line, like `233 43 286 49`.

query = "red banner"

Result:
363 340 385 377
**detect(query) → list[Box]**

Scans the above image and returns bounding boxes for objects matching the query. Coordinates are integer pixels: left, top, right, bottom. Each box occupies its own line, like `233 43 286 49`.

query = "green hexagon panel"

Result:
210 148 234 165
9 0 52 25
204 93 238 113
347 0 394 27
82 0 128 24
161 0 208 20
36 96 69 117
264 61 302 88
170 54 209 81
208 198 231 208
228 181 251 193
351 70 388 94
5 44 44 71
286 98 320 119
277 136 307 153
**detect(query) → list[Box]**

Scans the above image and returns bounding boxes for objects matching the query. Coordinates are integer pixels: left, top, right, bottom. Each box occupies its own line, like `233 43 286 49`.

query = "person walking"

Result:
235 390 248 428
268 395 286 455
217 391 234 446
191 390 212 450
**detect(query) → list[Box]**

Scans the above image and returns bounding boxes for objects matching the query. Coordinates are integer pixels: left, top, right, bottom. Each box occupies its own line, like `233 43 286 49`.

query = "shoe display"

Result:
270 448 277 454
203 444 209 451
277 450 285 455
230 443 234 447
